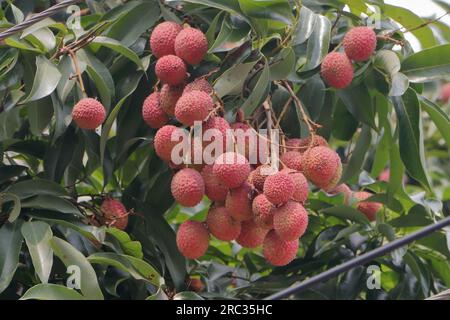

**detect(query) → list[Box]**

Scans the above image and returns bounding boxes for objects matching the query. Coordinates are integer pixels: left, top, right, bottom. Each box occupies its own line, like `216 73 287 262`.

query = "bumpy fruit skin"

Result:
263 230 299 266
321 52 354 89
175 90 212 126
236 220 268 248
155 55 187 85
142 92 169 129
213 152 251 189
282 169 309 204
354 191 382 221
150 21 182 58
171 168 205 207
298 135 328 153
154 125 185 162
343 26 377 62
225 182 253 222
206 206 241 241
231 122 268 165
160 83 185 116
273 201 308 241
302 146 341 190
101 198 128 230
252 194 274 229
249 165 273 191
175 27 208 65
328 184 352 205
440 83 450 103
184 78 213 95
176 221 209 259
72 98 106 130
201 165 228 202
322 161 342 192
202 116 232 154
263 172 295 205
280 151 302 172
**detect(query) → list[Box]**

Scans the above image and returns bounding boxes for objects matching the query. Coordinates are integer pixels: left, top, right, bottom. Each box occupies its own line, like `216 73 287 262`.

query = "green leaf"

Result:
214 60 257 97
6 179 68 199
292 6 317 45
242 60 270 117
182 0 248 23
50 237 104 300
402 44 450 83
208 16 250 53
22 56 61 103
419 97 450 147
28 97 54 136
341 125 372 183
374 50 401 76
332 99 358 141
21 195 81 216
269 47 295 80
173 291 204 300
21 221 53 284
20 284 84 300
389 72 409 97
299 15 331 72
321 206 370 225
91 36 144 70
0 220 23 294
106 228 143 259
338 83 377 130
1 193 21 223
238 0 293 25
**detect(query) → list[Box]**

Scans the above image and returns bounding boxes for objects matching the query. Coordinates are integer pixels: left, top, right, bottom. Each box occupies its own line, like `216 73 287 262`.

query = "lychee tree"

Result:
0 0 449 300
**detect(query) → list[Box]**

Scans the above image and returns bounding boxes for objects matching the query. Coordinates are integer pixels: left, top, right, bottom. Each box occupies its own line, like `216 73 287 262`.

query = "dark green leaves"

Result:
340 125 372 183
0 220 23 294
22 56 61 103
338 84 377 130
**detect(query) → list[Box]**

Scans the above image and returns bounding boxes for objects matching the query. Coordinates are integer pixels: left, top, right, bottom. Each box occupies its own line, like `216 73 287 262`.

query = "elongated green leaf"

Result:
341 125 372 183
300 15 331 72
20 284 84 300
321 206 370 225
21 195 81 216
402 44 450 82
91 36 144 70
292 6 317 45
242 61 270 117
338 84 377 130
269 47 295 81
173 292 204 300
214 61 257 97
420 97 450 147
238 0 293 25
106 228 143 259
6 179 68 199
0 220 23 294
1 193 21 223
22 56 61 103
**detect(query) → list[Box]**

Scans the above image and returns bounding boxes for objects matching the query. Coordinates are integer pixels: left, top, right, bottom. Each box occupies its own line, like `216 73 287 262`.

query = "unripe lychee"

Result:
252 194 274 229
213 152 251 189
160 83 185 116
100 198 128 230
343 26 377 62
440 83 450 103
236 220 268 248
206 206 241 241
328 184 352 205
171 168 205 207
72 98 106 130
263 172 295 205
175 90 212 126
281 168 309 204
225 182 253 222
321 52 354 89
263 230 298 266
249 164 274 191
155 55 187 85
175 27 208 65
184 78 213 95
142 92 169 129
354 191 382 221
273 201 308 241
302 146 341 190
150 21 182 58
176 220 209 259
154 125 186 162
201 165 228 202
280 151 303 172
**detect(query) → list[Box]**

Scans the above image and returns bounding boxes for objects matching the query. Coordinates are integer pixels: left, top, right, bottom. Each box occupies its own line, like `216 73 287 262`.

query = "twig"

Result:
68 49 87 98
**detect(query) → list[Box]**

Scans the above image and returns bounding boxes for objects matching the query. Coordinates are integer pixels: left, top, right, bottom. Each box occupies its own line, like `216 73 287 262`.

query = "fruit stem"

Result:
68 49 87 98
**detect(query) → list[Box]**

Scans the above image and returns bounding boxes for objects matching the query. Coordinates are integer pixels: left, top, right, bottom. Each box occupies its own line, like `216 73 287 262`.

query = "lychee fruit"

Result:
160 83 185 116
176 220 209 259
175 90 212 126
225 182 253 222
252 194 274 229
142 92 169 129
154 125 186 162
202 116 232 155
186 277 204 293
249 164 273 191
155 55 187 85
281 168 309 204
72 98 106 130
263 171 295 205
280 151 303 172
184 78 213 95
201 165 228 202
302 146 342 190
321 52 354 89
171 168 205 207
263 230 298 266
236 220 268 248
440 83 450 103
175 27 208 65
100 198 128 230
231 122 268 165
273 201 308 241
206 206 241 241
354 191 382 221
150 21 182 58
343 26 377 62
328 184 352 205
322 161 342 192
213 152 251 189
298 135 328 152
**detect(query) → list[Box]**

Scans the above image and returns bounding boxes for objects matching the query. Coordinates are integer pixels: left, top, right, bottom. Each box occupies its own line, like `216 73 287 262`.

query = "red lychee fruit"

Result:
160 83 185 116
280 151 303 172
440 83 450 103
263 230 299 266
183 78 213 95
249 164 274 191
176 220 209 259
175 90 212 126
202 116 232 155
322 161 342 192
302 146 342 190
200 165 228 202
263 171 295 205
155 55 187 85
171 168 205 207
231 122 268 165
354 191 382 221
252 194 274 229
281 168 309 204
154 125 186 162
225 182 253 222
321 52 354 89
206 206 241 241
186 277 204 293
213 152 251 189
236 220 268 248
343 26 377 62
328 184 352 205
273 201 308 241
100 198 128 230
150 21 182 58
142 92 169 129
175 27 208 65
72 98 106 130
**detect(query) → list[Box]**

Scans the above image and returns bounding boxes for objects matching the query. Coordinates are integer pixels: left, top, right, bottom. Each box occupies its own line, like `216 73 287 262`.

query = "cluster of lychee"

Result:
321 26 377 89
